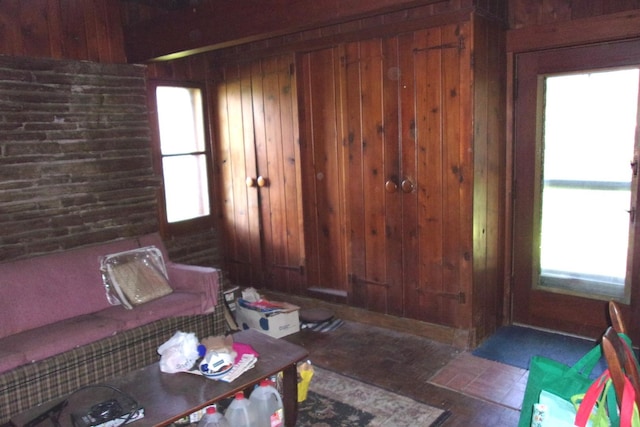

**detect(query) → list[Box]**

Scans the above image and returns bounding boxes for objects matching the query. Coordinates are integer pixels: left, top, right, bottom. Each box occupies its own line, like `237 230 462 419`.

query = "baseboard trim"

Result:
262 289 474 349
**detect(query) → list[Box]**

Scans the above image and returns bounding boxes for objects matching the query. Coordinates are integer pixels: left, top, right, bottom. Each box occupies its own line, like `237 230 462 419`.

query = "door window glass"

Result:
539 68 639 300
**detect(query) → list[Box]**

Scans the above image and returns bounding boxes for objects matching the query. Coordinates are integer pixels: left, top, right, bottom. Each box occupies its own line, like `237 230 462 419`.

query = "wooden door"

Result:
215 55 305 293
512 40 640 340
341 37 404 315
407 23 472 326
298 47 348 299
299 23 471 325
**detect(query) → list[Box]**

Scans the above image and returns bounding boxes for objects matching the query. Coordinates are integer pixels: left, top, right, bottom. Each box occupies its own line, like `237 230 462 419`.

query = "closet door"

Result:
341 37 404 315
216 62 262 287
216 56 305 293
300 24 470 325
407 23 472 327
301 38 409 314
299 47 348 298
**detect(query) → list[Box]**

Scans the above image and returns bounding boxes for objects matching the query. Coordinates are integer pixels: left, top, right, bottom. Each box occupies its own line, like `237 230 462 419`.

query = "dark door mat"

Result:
472 325 606 376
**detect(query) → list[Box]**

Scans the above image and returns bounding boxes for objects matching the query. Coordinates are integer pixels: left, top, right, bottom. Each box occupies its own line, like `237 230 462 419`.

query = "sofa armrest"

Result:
165 262 220 313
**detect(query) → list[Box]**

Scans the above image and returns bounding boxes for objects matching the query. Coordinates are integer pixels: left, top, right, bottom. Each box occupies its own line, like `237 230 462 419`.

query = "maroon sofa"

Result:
0 233 226 423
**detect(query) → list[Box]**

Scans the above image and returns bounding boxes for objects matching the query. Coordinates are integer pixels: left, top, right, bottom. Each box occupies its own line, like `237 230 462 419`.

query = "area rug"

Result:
472 325 606 376
300 366 450 426
300 317 345 332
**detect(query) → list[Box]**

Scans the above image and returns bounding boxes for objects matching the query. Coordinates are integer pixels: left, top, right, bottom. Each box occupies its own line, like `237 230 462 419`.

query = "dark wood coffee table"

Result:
10 329 309 427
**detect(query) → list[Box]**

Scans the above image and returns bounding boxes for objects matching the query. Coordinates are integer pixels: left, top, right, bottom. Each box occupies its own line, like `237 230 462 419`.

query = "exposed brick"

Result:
0 56 222 269
0 56 158 261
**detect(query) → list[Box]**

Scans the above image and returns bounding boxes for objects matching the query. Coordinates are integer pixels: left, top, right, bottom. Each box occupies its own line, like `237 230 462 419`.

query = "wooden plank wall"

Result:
471 14 506 342
0 0 125 62
509 0 640 29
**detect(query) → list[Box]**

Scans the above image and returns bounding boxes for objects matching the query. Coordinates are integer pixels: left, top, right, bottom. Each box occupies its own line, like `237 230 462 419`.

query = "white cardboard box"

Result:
234 302 300 339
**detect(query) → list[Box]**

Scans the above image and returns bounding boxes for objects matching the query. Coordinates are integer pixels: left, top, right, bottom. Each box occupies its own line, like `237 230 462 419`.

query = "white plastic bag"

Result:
157 331 201 373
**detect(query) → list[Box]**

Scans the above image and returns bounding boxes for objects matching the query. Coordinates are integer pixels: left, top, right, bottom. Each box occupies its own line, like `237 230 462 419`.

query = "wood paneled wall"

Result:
121 0 508 62
509 0 640 29
0 0 126 62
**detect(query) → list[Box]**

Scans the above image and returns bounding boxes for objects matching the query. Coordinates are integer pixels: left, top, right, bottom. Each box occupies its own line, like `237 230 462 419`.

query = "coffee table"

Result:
10 329 309 427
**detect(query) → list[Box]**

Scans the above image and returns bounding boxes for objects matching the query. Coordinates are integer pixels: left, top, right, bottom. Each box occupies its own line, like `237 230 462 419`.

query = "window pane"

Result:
541 187 630 284
162 154 210 223
156 86 205 155
539 69 639 296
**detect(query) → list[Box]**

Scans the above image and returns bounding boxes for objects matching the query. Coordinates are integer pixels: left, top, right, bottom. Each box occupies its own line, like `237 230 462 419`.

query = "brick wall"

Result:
0 55 222 268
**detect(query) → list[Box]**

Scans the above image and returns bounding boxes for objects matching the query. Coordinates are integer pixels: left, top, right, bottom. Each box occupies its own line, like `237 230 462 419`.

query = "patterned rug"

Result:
299 366 450 426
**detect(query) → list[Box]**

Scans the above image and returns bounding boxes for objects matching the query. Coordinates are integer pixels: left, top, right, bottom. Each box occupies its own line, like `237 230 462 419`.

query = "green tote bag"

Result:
518 344 603 427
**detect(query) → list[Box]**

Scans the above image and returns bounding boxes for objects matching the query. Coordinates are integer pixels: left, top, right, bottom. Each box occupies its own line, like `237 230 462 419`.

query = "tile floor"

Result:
284 320 524 426
428 352 528 410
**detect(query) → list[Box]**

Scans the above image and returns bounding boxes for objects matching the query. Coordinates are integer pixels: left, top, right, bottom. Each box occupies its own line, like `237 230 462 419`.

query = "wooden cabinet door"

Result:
300 23 471 325
407 23 472 327
215 56 305 293
340 37 404 316
298 47 348 299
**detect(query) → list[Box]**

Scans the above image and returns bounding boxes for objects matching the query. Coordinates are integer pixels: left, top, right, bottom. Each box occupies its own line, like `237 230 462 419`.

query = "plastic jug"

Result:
197 406 230 427
249 379 284 427
225 392 257 427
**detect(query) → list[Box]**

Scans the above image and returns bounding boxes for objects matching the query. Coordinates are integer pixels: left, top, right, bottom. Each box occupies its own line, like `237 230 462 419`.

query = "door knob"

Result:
385 179 398 193
401 179 414 193
256 176 268 187
246 177 257 187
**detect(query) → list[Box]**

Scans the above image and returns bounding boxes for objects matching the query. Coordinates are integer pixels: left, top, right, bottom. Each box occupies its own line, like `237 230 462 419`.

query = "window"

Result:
149 82 214 235
539 69 639 300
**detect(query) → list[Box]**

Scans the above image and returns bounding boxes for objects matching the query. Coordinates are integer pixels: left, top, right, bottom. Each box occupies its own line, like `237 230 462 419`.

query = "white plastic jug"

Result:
225 392 258 427
249 379 284 427
197 406 230 427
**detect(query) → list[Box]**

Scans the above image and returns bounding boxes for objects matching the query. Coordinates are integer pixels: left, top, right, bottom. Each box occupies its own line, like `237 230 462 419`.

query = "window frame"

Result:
147 79 216 237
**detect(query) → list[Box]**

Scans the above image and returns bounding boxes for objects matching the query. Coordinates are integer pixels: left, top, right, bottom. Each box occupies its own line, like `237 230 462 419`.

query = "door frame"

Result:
509 38 640 340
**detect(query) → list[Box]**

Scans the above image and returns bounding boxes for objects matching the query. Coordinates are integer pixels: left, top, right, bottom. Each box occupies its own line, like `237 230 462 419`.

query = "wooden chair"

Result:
602 326 640 408
609 300 628 335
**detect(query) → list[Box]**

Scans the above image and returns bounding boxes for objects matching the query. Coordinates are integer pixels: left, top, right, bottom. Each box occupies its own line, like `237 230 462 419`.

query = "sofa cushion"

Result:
166 263 219 313
0 350 27 375
94 291 205 329
1 314 125 366
0 239 138 338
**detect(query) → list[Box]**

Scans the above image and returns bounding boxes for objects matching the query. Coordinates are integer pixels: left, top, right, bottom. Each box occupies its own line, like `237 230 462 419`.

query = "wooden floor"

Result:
283 320 524 426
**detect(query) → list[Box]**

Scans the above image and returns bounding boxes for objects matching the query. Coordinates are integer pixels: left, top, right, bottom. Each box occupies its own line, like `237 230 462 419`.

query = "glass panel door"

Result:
538 69 639 301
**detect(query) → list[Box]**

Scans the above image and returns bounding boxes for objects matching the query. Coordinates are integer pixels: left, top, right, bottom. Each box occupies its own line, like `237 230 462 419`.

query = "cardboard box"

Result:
234 302 300 339
223 286 241 312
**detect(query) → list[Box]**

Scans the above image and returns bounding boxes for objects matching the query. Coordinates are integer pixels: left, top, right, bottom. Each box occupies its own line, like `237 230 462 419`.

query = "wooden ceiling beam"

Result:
123 0 451 63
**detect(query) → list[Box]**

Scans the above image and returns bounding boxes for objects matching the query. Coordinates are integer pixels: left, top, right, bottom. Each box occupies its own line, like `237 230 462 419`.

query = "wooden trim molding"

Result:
507 9 640 53
262 290 475 349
